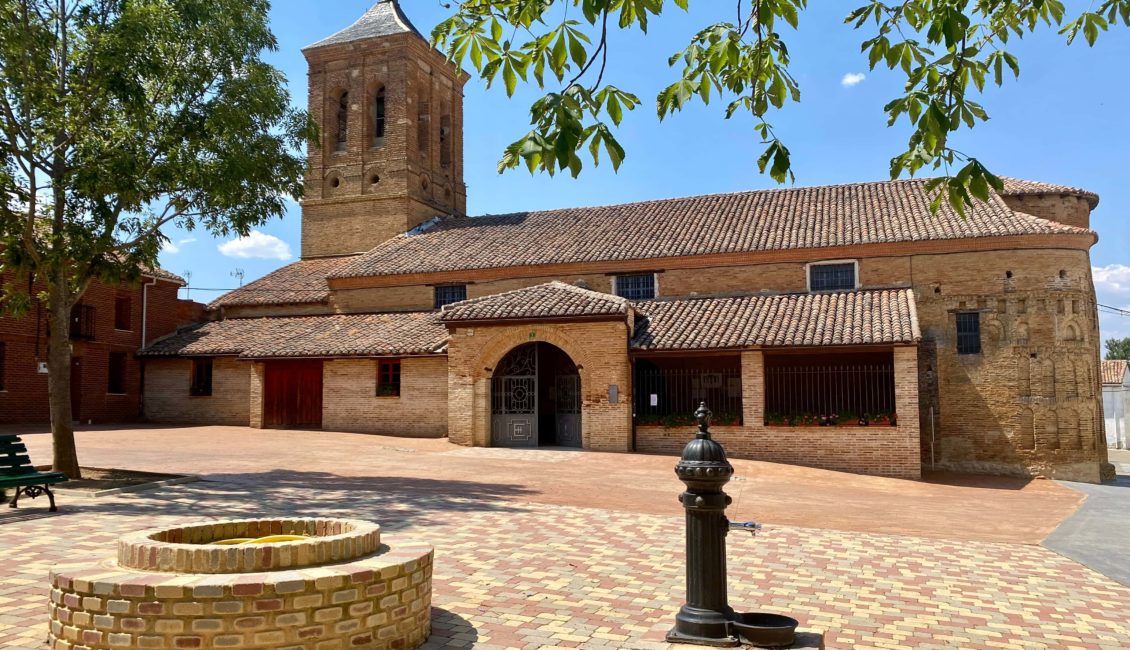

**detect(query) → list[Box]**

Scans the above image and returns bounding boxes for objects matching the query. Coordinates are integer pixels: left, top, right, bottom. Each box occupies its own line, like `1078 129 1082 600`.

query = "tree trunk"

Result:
47 268 81 479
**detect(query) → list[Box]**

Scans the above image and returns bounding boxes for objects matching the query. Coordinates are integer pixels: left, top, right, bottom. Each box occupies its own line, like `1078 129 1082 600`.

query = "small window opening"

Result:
370 174 380 185
107 352 127 394
331 177 341 189
440 109 452 168
1005 270 1013 279
1059 269 1067 279
377 359 401 397
114 295 132 331
434 284 467 309
615 274 657 300
808 262 856 292
372 86 386 144
190 358 213 397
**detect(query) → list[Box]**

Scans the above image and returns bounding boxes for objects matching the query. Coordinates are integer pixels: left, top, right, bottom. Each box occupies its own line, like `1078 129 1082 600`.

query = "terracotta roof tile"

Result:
140 312 447 359
631 289 920 351
208 256 359 309
440 282 630 323
1102 359 1128 385
331 178 1093 280
999 177 1100 208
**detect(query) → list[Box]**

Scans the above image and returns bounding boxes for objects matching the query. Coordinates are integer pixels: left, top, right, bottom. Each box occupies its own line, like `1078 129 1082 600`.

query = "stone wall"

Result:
321 357 448 437
446 319 633 452
634 347 922 479
143 358 251 426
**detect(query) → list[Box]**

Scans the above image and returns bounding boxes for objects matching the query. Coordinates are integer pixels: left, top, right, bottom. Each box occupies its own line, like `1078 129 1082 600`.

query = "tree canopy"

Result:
1106 337 1130 361
433 0 1129 212
0 0 311 476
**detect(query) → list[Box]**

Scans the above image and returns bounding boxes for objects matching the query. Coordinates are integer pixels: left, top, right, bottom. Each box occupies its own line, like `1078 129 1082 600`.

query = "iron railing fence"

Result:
634 367 743 427
765 363 895 424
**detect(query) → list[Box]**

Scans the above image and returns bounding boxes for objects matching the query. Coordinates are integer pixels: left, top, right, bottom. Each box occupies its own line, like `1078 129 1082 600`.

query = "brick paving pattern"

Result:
3 472 1130 650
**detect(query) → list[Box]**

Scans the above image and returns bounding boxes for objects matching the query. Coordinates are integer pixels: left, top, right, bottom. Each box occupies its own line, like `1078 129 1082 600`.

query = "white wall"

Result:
1104 384 1130 449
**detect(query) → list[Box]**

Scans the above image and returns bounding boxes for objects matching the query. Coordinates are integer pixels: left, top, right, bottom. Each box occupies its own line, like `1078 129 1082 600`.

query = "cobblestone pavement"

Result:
3 472 1130 650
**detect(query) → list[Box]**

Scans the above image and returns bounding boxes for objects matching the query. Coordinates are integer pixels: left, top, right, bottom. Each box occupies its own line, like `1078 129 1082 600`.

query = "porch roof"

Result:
1102 359 1128 385
440 281 632 324
630 289 921 351
139 312 448 359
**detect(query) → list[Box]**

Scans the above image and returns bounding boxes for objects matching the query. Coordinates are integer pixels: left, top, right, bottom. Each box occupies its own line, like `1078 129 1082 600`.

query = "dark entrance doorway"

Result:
491 343 581 448
263 360 324 429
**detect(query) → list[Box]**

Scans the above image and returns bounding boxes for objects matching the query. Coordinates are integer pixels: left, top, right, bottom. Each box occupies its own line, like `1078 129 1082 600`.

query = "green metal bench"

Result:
0 434 67 512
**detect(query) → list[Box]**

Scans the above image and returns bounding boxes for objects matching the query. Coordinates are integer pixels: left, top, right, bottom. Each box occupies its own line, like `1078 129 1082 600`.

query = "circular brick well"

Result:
48 518 433 650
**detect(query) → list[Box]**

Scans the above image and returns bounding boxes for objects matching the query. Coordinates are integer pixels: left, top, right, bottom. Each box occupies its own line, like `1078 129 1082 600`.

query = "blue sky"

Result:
160 1 1130 342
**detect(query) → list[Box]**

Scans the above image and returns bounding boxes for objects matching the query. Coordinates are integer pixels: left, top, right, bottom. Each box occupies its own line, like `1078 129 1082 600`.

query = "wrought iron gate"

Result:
555 374 581 447
491 345 538 447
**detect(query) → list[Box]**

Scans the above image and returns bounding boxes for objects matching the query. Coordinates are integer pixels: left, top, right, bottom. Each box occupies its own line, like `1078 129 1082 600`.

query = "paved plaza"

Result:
2 427 1130 649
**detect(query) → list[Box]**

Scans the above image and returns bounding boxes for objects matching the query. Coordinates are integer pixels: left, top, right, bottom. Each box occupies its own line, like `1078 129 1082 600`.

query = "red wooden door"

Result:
262 360 324 429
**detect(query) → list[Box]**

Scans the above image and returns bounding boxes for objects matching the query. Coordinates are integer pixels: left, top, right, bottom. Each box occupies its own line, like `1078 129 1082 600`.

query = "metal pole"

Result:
667 403 738 647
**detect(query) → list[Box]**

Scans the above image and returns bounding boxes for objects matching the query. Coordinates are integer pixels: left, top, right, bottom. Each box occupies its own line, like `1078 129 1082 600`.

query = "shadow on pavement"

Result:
421 607 480 648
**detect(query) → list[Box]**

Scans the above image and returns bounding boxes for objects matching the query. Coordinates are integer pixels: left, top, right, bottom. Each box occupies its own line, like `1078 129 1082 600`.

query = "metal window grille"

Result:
69 304 95 340
634 367 743 426
107 352 127 394
809 263 856 291
434 285 467 308
190 359 213 397
615 274 656 300
765 362 895 423
378 359 401 397
956 312 982 355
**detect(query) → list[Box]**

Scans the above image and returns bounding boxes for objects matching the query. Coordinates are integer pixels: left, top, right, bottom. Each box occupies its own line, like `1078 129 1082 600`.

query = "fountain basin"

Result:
730 612 799 648
48 518 431 650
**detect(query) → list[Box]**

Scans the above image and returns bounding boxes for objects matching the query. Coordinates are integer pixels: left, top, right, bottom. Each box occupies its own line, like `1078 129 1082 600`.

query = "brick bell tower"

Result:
300 0 468 259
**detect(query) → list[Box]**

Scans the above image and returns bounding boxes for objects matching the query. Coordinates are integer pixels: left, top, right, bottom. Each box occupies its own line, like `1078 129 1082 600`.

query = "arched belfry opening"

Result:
490 342 581 448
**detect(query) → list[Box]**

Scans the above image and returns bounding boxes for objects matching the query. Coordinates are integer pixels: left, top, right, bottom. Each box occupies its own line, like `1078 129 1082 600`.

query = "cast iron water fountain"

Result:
667 403 804 648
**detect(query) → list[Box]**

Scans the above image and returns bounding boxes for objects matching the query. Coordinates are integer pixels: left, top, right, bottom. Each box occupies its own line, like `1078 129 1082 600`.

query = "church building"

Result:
140 0 1112 482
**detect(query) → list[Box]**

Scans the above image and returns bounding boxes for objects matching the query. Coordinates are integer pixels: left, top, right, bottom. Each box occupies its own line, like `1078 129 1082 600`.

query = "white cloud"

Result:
161 237 197 254
1093 264 1130 298
841 72 867 88
218 230 292 261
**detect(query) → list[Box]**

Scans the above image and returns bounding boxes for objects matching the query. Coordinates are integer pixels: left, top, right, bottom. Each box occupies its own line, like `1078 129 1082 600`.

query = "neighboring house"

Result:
1102 360 1129 449
139 0 1111 482
0 269 194 424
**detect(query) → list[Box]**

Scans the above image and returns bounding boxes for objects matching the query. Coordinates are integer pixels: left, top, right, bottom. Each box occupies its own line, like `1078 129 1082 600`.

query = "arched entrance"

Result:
491 342 581 448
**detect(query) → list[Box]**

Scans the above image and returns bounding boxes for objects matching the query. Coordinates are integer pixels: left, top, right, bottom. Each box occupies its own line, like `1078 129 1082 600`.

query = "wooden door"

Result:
70 358 82 422
262 360 324 429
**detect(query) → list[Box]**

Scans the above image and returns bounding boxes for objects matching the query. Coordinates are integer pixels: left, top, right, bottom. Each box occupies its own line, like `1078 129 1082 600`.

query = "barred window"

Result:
809 262 856 292
615 274 656 300
956 312 982 355
190 358 213 397
378 359 401 397
434 284 467 309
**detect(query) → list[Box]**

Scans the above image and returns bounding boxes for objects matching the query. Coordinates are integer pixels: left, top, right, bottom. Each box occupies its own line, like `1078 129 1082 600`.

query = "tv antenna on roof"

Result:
182 270 193 299
231 268 245 287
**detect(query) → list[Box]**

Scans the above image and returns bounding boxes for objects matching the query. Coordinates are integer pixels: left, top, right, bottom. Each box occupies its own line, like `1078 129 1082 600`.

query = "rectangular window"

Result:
956 312 982 355
70 304 96 340
107 352 127 394
0 341 6 391
114 295 132 330
377 360 401 397
434 284 467 309
614 273 657 300
190 358 213 397
809 262 857 292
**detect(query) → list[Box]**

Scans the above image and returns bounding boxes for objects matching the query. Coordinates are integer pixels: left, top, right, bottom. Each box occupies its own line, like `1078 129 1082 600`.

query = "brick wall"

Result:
321 357 448 437
143 358 251 426
446 319 633 452
1 275 183 424
634 347 922 479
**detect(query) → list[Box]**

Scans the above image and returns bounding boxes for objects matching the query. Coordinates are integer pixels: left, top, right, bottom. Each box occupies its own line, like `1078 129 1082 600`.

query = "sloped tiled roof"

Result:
140 312 447 359
999 177 1100 208
143 267 186 284
631 289 920 351
208 256 359 310
1102 359 1128 385
331 178 1093 280
440 282 630 323
304 0 423 50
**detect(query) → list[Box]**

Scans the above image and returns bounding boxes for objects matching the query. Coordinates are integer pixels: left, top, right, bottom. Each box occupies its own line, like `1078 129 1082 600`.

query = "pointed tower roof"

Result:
304 0 424 51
